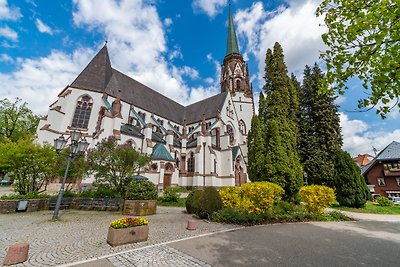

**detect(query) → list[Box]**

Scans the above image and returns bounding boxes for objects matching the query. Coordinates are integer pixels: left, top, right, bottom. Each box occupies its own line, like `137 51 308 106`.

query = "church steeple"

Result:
220 5 252 98
226 6 239 56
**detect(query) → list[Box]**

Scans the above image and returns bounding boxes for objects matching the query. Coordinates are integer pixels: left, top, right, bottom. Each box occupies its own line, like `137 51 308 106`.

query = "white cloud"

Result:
0 26 18 41
164 17 172 26
340 112 400 156
0 53 13 63
35 18 54 35
192 0 227 18
235 0 326 83
0 48 93 115
0 0 22 20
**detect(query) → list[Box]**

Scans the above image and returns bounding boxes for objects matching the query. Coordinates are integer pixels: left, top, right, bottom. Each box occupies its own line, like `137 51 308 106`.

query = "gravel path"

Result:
0 207 237 267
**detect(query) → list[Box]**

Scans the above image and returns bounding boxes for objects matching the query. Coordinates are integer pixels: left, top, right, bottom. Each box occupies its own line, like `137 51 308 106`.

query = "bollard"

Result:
3 242 29 266
187 219 197 230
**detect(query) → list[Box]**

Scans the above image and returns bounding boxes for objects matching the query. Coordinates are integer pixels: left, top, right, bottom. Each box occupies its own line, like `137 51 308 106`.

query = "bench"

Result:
48 197 73 210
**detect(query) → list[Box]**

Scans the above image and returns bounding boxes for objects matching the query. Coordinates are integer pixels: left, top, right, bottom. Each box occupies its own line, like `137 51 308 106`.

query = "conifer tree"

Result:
333 150 370 207
247 115 267 182
261 42 303 199
298 64 342 185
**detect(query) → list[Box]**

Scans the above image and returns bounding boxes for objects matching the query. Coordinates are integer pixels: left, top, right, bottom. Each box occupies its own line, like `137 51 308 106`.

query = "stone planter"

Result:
123 200 156 216
107 225 149 247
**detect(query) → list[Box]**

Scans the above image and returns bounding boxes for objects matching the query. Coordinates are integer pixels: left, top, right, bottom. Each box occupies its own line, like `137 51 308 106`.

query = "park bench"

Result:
48 197 73 210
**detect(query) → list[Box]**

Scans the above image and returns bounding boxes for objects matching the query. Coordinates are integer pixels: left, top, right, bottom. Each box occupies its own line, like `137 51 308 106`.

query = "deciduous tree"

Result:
317 0 400 117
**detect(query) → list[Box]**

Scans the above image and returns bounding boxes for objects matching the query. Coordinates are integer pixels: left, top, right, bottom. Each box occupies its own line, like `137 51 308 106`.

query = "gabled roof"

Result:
151 143 174 161
69 45 229 125
362 141 400 175
353 154 374 167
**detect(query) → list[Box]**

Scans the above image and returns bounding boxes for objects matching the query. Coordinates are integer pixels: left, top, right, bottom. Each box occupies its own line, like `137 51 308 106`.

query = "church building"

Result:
36 9 255 189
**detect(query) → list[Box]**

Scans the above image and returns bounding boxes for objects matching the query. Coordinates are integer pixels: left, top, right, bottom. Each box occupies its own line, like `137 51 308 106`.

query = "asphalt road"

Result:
169 221 400 267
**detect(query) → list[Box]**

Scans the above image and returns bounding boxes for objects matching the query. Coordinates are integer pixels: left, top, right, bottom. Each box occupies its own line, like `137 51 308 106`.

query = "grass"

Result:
334 201 400 215
157 198 186 207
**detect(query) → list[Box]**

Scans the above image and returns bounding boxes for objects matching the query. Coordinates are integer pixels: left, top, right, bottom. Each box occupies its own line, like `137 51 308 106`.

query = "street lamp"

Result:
52 130 89 220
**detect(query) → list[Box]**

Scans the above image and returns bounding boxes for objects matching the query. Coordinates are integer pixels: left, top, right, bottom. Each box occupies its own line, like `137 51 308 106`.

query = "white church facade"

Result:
36 9 255 189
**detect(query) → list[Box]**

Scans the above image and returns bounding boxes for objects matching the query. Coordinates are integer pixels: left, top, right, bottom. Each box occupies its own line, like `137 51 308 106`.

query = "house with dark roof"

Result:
36 8 254 189
362 141 400 198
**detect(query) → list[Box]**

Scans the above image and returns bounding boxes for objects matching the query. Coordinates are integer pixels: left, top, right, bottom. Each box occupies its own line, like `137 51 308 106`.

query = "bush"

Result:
212 207 265 225
185 190 203 214
299 185 336 214
274 200 298 215
159 187 181 202
376 196 393 207
220 182 284 214
125 180 157 200
196 187 223 219
0 192 50 200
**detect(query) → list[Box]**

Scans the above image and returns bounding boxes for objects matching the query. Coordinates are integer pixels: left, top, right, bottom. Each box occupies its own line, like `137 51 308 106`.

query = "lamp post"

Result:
52 130 89 220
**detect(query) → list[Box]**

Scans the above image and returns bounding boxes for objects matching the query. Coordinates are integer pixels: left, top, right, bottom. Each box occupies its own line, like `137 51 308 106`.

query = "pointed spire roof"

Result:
70 44 113 91
226 5 239 56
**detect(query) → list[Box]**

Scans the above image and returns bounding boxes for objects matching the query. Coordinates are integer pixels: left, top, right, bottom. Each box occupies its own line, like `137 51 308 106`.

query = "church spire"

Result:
226 5 239 56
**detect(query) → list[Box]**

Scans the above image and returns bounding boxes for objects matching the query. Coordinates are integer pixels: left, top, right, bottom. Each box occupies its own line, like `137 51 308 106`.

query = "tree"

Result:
332 150 370 207
317 0 400 117
298 64 343 185
0 138 57 194
86 136 150 196
0 98 40 142
52 149 86 192
247 114 267 182
261 42 303 199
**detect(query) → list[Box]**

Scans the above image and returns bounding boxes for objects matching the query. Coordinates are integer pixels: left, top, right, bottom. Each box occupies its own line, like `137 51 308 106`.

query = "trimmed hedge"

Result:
125 180 157 200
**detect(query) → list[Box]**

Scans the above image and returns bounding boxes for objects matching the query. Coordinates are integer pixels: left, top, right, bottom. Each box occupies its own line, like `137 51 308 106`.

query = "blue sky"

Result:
0 0 399 156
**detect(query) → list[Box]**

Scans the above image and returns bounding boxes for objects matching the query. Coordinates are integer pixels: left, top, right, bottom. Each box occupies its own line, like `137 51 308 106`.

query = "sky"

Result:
0 0 399 157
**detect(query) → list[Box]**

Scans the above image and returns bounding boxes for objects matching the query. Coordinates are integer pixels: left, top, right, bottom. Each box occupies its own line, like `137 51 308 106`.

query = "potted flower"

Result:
123 180 157 215
107 217 149 246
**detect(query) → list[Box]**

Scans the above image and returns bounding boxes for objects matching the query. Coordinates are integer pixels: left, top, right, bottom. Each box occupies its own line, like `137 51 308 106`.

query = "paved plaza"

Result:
0 207 237 266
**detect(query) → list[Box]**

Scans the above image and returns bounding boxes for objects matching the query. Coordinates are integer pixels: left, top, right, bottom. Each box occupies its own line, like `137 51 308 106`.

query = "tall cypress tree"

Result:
261 42 303 199
298 64 342 185
247 114 267 182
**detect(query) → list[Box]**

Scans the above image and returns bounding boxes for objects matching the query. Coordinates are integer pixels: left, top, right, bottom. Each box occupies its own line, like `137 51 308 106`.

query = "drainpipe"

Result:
203 142 206 188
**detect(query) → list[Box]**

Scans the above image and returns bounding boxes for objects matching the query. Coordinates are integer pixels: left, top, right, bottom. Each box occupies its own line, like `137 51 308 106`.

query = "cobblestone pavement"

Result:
107 245 212 267
0 207 237 266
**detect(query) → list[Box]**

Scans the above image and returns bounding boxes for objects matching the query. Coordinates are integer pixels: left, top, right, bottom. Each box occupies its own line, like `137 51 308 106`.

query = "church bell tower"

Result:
220 6 252 98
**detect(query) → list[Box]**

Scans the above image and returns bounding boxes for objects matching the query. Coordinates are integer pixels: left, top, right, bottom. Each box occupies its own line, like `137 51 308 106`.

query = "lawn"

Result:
157 198 186 207
334 201 400 215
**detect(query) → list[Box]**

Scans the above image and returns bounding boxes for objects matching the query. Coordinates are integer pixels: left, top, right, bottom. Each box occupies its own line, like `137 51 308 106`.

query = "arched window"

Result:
226 125 234 145
187 152 195 173
236 79 241 91
239 120 246 134
72 95 93 128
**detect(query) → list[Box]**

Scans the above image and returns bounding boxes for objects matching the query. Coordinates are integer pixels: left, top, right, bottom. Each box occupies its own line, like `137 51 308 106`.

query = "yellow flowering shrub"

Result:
299 185 336 214
110 217 148 229
220 182 284 214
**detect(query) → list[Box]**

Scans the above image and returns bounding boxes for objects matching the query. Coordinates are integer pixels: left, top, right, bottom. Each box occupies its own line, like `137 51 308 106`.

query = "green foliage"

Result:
86 137 150 196
298 64 342 186
125 180 157 200
258 42 303 199
299 185 336 214
79 187 120 198
158 186 181 202
53 148 86 192
0 193 50 200
317 0 400 117
247 115 267 182
0 138 57 195
376 196 393 207
0 98 40 142
332 150 370 208
220 182 284 214
196 187 223 219
157 198 186 207
185 190 204 215
212 207 265 225
335 201 400 214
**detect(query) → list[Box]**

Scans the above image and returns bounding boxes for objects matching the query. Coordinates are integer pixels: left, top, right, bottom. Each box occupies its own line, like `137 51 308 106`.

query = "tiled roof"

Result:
70 45 228 125
376 141 400 160
151 143 174 161
361 141 400 175
353 154 374 167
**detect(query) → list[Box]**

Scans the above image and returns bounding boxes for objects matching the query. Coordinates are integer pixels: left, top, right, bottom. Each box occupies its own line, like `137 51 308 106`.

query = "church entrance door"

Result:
163 174 171 190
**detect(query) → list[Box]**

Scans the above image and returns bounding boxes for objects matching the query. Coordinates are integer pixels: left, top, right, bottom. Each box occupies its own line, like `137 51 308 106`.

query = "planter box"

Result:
123 200 156 216
107 225 149 246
